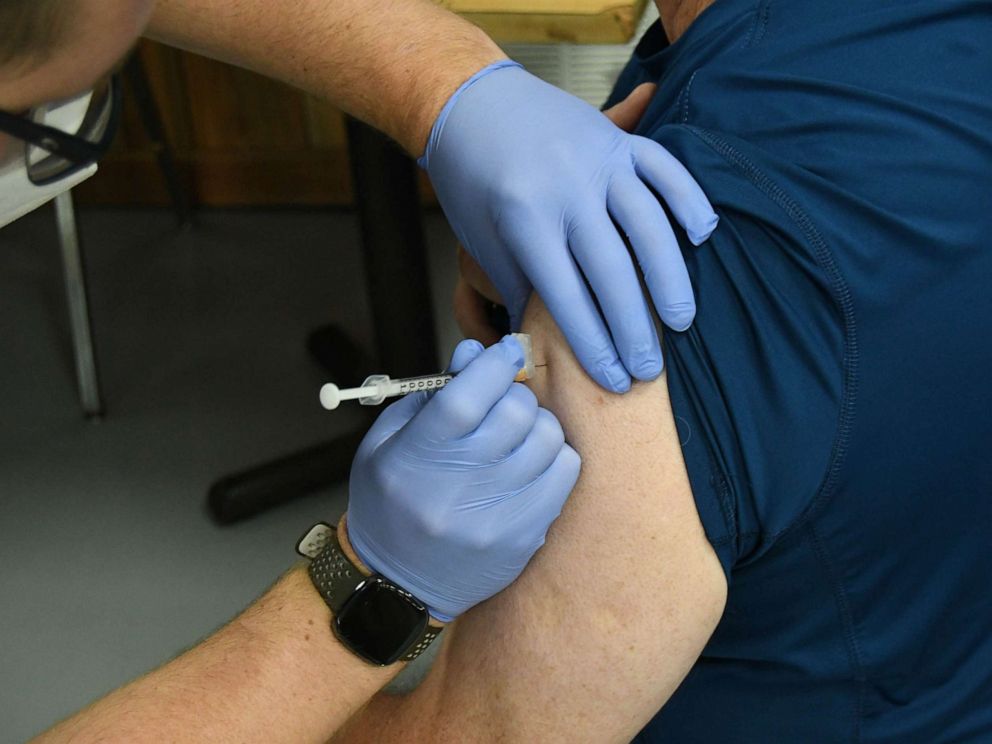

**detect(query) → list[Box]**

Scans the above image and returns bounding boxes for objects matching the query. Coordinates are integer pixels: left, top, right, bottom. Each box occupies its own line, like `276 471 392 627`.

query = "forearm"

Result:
34 565 397 744
145 0 506 155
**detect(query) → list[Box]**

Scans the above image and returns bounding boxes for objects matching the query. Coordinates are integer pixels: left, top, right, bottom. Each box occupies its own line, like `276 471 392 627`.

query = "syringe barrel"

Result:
325 334 536 411
356 373 453 406
394 374 453 395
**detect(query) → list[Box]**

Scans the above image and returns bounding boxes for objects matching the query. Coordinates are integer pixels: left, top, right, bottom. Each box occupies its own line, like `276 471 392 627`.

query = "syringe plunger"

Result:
319 333 535 411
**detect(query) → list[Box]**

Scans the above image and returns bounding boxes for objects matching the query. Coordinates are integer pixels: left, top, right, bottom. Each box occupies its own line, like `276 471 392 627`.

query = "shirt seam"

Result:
667 332 740 553
681 1 767 122
806 521 866 744
680 70 699 123
709 530 761 548
684 125 860 547
741 0 773 49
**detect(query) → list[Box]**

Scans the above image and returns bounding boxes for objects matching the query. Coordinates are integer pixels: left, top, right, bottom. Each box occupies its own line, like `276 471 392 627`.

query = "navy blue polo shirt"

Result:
604 2 992 741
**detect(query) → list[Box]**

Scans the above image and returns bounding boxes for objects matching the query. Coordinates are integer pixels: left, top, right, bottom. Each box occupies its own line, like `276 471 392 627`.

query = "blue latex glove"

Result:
420 61 718 393
347 336 581 621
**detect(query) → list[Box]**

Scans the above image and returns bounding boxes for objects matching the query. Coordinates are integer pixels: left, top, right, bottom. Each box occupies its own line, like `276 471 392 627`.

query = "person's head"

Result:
0 0 155 227
0 0 155 112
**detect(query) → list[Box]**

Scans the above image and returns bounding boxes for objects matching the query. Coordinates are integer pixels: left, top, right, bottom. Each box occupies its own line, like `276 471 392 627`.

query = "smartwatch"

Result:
296 520 442 666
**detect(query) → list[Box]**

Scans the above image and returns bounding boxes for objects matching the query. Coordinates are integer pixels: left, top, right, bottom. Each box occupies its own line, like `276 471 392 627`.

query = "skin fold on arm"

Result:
339 294 729 743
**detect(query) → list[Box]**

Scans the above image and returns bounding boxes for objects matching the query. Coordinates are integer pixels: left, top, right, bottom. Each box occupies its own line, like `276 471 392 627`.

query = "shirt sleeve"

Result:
653 125 851 579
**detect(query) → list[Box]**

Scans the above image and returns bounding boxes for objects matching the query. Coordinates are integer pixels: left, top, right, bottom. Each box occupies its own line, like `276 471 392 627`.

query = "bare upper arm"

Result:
342 295 728 743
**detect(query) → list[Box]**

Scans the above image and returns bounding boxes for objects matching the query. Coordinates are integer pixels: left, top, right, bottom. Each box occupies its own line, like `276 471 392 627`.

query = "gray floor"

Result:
0 205 461 742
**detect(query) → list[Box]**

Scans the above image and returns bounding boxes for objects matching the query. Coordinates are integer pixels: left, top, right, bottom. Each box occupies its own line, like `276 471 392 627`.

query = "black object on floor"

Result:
306 323 373 386
207 119 438 524
208 430 368 524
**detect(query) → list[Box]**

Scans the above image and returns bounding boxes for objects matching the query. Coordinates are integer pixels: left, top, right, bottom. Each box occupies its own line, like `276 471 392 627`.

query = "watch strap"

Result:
299 521 442 663
307 530 364 615
400 625 442 662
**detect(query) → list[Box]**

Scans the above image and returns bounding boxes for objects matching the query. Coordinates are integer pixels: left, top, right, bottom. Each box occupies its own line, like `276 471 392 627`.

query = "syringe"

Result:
319 333 536 411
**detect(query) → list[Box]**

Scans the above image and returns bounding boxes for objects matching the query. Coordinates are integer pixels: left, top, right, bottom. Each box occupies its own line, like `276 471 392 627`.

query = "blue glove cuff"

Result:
348 528 455 623
417 59 524 170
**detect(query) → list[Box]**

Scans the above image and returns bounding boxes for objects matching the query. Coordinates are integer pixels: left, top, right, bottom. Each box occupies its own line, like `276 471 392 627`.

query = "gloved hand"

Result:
420 61 719 393
347 336 580 621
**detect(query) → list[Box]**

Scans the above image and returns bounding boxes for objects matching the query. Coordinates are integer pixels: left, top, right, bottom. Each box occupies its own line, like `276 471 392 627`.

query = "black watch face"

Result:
334 577 429 665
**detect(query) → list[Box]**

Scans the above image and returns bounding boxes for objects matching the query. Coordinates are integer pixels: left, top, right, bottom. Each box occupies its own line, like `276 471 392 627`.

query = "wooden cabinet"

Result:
76 1 647 207
77 42 362 207
443 0 647 42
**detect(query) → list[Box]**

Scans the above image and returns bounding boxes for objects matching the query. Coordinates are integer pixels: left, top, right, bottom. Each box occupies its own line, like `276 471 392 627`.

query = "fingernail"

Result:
632 356 663 381
688 213 719 245
627 339 662 381
664 299 696 332
604 361 631 393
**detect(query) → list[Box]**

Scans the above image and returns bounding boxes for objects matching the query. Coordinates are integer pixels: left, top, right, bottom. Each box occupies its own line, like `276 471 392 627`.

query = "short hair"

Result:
0 0 72 72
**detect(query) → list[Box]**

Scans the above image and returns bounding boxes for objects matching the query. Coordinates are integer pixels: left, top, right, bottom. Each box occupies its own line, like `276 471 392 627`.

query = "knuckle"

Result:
628 338 656 360
432 390 479 434
533 408 566 449
415 509 450 540
461 524 499 553
501 384 537 427
562 325 616 366
639 258 663 286
633 135 674 162
472 531 500 553
544 136 577 166
562 444 582 473
368 452 403 498
512 382 538 409
553 447 582 490
495 178 541 216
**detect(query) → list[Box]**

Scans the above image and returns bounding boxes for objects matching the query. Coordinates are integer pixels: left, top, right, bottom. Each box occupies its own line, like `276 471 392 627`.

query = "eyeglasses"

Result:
0 74 122 186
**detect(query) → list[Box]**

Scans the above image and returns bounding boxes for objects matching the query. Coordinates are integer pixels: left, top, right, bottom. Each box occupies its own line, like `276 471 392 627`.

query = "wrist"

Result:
337 513 373 577
241 567 398 696
417 59 524 171
395 30 508 156
300 520 445 664
340 514 448 627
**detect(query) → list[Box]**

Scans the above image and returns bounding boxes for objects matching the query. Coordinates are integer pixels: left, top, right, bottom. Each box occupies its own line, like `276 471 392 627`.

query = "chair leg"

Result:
125 53 192 228
53 191 104 418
